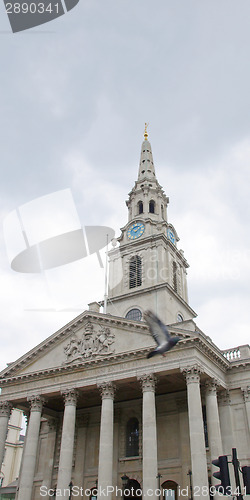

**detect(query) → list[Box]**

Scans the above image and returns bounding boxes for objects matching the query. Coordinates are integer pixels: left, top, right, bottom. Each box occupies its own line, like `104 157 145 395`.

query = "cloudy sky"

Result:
0 0 250 371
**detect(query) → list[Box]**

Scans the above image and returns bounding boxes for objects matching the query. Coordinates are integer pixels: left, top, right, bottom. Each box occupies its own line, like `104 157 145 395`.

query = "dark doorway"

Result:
124 479 142 500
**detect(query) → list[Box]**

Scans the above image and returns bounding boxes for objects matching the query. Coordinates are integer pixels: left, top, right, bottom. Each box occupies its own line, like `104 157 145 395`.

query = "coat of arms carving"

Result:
64 322 115 363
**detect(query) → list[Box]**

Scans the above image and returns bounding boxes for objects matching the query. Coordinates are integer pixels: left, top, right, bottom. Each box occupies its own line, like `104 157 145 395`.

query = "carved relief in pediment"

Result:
63 322 115 363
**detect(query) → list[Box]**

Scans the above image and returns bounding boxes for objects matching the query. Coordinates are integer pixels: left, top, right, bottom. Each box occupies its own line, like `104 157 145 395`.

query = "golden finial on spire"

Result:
144 122 149 140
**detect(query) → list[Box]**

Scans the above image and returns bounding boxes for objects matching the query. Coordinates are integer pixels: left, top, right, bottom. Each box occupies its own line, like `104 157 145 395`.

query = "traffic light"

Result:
242 466 250 495
212 455 231 495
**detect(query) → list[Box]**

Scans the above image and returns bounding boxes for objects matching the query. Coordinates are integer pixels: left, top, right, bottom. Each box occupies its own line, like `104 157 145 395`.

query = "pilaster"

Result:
217 390 235 453
242 387 250 436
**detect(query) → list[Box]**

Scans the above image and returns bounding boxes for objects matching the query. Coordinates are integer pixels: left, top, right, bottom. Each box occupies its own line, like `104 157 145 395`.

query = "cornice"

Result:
190 337 229 370
226 359 250 371
0 346 154 386
105 282 197 317
0 335 230 387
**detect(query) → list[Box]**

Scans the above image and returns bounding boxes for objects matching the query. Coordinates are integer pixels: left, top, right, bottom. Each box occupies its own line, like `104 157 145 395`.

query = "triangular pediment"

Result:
0 311 196 381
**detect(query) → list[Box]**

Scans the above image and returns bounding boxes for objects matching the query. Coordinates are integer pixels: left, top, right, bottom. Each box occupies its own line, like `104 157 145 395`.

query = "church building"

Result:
0 129 250 500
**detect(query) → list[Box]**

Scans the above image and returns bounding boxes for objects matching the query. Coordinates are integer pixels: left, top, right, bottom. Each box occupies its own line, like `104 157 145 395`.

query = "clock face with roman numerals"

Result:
127 223 145 240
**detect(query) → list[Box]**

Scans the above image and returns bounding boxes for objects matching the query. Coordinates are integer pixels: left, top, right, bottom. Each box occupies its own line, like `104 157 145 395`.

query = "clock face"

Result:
167 229 175 244
127 223 145 240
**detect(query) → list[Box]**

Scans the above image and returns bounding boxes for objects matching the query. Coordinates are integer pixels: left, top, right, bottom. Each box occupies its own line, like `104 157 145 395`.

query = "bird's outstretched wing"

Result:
144 310 170 346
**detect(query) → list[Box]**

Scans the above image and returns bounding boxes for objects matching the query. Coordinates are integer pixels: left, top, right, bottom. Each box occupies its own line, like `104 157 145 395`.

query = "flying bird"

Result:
144 310 180 359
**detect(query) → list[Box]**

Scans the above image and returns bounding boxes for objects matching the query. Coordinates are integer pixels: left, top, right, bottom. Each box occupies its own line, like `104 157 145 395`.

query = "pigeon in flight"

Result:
144 310 180 359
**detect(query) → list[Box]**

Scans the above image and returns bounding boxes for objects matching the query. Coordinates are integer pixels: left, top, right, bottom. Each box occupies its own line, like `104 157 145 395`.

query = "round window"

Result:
125 308 142 321
177 313 183 322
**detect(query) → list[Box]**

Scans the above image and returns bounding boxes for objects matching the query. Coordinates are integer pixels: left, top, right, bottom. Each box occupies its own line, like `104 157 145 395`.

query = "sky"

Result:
0 0 250 371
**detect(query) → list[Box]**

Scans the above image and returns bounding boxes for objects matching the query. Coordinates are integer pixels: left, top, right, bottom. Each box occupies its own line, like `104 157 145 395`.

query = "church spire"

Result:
138 124 156 181
126 125 169 223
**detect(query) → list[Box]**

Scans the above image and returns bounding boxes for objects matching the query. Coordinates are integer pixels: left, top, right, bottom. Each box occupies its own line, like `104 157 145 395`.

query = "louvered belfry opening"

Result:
129 256 142 288
149 199 155 213
138 201 143 214
173 261 177 292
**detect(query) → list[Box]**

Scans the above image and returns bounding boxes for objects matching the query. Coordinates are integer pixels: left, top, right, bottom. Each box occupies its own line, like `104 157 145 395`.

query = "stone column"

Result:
205 380 223 487
181 366 209 500
0 401 12 467
112 409 120 491
242 387 250 434
97 382 115 500
139 374 158 500
218 390 235 454
17 395 45 500
56 389 78 498
217 390 236 491
42 418 58 496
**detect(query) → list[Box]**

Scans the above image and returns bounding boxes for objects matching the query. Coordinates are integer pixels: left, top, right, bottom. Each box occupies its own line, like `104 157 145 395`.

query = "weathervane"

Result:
144 122 149 140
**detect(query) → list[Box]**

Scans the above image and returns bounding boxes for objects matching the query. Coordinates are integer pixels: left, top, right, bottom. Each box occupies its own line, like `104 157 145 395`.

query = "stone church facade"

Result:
0 129 250 500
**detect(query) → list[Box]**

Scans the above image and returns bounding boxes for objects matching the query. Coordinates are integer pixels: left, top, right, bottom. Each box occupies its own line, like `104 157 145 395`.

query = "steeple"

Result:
126 125 169 223
137 123 156 181
106 128 196 325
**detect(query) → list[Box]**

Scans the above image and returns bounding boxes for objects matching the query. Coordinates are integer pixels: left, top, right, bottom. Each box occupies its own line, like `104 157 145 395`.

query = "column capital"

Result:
181 364 203 384
61 388 79 406
98 381 116 399
0 401 12 418
217 389 231 406
205 378 220 394
138 373 157 392
241 386 250 402
27 395 46 412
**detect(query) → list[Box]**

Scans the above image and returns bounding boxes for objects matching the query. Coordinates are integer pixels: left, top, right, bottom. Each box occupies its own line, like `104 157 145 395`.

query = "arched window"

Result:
161 204 164 219
124 479 142 499
162 481 178 500
129 256 142 288
177 313 183 323
125 309 142 321
89 485 98 500
149 200 155 213
138 201 143 214
173 261 177 292
126 418 139 457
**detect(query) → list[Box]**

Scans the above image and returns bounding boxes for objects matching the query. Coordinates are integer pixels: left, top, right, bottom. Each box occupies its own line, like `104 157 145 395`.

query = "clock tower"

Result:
106 126 196 324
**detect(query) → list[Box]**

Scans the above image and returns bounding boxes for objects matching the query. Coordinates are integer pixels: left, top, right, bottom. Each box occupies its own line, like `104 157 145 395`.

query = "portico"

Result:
0 310 245 500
